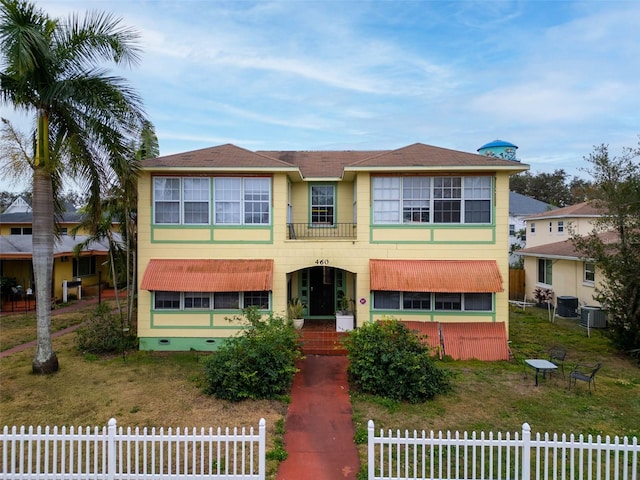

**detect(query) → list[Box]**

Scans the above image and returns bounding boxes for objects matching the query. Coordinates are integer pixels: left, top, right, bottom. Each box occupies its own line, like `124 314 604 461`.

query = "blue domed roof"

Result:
477 139 518 151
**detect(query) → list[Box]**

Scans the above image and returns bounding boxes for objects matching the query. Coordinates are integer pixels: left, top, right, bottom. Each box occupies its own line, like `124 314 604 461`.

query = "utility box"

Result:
557 296 578 317
580 306 607 328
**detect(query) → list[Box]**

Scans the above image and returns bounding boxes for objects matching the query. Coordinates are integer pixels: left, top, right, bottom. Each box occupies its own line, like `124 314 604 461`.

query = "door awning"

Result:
140 259 273 292
369 259 503 293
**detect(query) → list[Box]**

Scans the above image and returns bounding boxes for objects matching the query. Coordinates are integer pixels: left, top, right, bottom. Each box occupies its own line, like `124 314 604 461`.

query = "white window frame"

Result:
153 291 270 310
557 220 564 234
372 291 493 312
584 262 595 284
310 184 335 226
537 258 553 286
213 177 271 225
372 176 492 225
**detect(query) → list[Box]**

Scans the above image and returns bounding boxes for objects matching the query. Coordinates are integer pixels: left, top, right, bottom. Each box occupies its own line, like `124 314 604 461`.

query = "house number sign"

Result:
315 259 330 265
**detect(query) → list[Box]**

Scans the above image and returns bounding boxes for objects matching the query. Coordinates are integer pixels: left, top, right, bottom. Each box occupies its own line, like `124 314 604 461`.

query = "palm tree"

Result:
0 0 146 373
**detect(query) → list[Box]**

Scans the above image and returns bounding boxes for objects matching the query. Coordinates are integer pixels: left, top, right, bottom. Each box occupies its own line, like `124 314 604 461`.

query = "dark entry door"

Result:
309 266 335 316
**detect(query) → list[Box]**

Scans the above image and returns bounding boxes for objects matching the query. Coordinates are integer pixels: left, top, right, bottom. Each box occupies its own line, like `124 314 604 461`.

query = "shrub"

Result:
344 317 451 403
202 308 302 401
75 303 137 354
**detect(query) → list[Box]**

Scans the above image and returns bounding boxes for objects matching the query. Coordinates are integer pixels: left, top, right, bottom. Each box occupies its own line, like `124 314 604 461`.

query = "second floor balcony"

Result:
288 223 356 240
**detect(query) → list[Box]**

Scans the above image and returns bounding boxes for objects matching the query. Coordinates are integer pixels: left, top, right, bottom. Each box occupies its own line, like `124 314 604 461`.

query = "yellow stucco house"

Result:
137 142 528 355
0 197 113 306
517 202 608 318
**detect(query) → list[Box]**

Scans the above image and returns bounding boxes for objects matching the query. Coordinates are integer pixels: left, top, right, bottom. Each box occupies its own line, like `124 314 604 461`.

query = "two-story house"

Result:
516 201 607 315
0 196 113 307
137 142 528 358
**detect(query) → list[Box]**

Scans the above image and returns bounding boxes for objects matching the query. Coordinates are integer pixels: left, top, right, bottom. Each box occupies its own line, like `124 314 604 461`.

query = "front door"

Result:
309 266 335 316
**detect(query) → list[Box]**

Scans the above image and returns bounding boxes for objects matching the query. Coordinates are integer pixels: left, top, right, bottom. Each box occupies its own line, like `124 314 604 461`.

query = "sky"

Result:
2 0 639 192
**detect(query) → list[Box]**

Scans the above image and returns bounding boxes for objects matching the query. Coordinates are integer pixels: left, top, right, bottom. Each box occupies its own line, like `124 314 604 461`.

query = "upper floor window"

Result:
311 185 335 225
530 222 536 234
549 222 553 233
557 221 564 234
509 224 516 236
215 177 270 225
372 176 492 225
153 176 270 225
73 257 96 277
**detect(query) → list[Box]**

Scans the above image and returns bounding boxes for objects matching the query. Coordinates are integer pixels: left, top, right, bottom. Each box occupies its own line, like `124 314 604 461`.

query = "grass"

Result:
1 302 639 478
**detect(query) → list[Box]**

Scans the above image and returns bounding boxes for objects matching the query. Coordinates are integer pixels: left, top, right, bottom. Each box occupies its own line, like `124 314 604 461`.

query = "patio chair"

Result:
548 346 567 377
569 362 602 393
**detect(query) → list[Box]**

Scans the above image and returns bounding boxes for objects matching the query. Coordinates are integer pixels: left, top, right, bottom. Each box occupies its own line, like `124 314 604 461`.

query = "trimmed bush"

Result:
75 303 137 354
344 317 451 403
202 308 302 402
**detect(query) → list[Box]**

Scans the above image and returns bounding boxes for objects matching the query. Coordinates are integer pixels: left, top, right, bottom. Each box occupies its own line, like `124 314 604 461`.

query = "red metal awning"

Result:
140 259 273 292
369 259 503 292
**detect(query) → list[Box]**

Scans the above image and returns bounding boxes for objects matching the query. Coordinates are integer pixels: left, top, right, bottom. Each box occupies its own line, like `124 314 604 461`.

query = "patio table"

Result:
525 359 558 386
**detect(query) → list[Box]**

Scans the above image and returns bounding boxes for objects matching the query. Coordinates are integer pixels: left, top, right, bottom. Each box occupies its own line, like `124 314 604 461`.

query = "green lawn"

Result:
351 305 640 443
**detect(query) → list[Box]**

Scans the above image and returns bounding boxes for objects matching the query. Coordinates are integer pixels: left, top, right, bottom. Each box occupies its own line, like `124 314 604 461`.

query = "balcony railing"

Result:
288 223 356 240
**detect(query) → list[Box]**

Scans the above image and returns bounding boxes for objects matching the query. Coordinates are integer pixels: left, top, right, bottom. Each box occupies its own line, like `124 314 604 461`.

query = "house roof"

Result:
348 143 525 171
369 259 504 293
142 142 529 179
517 231 618 260
142 144 295 170
509 191 556 216
524 201 605 220
0 234 113 260
258 150 381 178
140 259 274 292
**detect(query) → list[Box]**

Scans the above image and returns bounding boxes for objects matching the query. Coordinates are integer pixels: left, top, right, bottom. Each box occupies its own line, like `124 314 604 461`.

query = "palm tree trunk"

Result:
32 110 58 373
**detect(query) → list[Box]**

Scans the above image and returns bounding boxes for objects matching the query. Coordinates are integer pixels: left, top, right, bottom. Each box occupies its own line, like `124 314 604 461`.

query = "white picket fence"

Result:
368 421 639 480
1 417 266 480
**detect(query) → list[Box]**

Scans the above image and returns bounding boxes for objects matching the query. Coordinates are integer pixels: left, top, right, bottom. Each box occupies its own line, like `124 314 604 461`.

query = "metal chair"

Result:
548 346 567 377
569 362 602 393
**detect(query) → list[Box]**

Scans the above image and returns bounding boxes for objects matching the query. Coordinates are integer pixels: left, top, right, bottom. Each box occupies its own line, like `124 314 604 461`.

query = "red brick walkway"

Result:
277 355 360 479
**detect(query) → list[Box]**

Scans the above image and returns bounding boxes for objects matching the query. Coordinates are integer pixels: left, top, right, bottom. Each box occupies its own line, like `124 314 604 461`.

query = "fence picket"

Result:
368 421 639 480
1 418 266 480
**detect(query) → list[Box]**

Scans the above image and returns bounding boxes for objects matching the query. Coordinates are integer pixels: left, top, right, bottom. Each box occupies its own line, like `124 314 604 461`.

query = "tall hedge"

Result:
202 308 302 401
344 317 451 403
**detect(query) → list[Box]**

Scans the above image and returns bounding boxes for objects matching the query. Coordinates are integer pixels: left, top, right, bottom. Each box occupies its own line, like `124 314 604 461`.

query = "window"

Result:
557 221 564 234
155 291 180 309
403 291 431 309
464 293 492 311
463 177 491 223
373 291 400 309
243 291 269 309
215 177 270 225
153 291 270 310
509 224 516 236
184 292 210 309
183 178 210 224
311 185 335 225
154 176 270 225
435 293 462 310
403 177 430 223
530 222 536 234
537 258 553 285
372 176 492 224
433 177 461 223
73 257 96 277
549 222 553 233
154 177 180 224
584 262 595 283
373 291 492 311
10 227 32 235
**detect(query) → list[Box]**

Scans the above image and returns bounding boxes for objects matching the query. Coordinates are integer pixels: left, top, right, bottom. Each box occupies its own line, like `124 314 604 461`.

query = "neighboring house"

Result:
508 192 555 265
516 202 606 310
0 197 114 304
137 142 528 355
